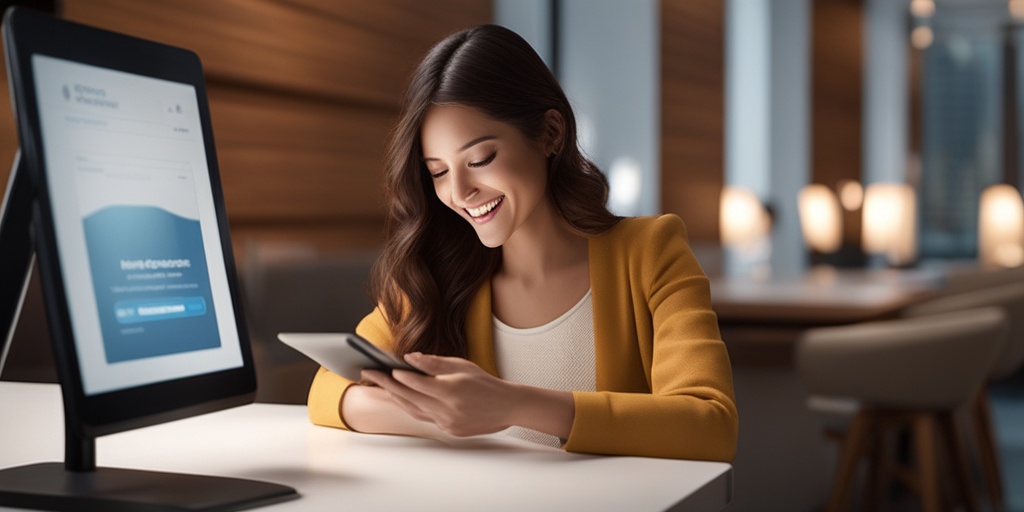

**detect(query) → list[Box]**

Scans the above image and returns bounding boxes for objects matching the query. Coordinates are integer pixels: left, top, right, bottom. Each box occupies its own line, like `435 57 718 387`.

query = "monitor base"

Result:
0 462 298 511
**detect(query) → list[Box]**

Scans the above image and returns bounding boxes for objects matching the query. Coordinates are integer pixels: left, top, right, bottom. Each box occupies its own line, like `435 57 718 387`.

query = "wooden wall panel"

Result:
812 0 864 248
812 0 863 189
0 1 491 263
660 0 725 242
207 86 394 222
62 0 482 107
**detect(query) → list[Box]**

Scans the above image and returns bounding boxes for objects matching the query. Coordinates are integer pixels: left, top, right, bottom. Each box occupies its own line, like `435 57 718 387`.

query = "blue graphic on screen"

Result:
83 205 221 363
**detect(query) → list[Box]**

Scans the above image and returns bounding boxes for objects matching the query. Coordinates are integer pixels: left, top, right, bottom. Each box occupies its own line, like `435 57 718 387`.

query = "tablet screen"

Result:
32 54 243 395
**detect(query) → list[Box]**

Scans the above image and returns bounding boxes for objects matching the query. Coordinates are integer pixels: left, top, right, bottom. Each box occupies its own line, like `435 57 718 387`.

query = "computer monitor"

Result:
0 7 296 510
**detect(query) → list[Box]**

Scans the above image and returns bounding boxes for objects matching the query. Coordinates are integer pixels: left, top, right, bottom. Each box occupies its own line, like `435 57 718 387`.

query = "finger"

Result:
362 370 389 385
372 370 445 412
359 369 389 387
391 368 451 397
404 352 473 376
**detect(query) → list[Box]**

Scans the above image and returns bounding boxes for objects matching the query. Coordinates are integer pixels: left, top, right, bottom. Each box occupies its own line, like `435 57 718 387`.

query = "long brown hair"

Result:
372 24 620 358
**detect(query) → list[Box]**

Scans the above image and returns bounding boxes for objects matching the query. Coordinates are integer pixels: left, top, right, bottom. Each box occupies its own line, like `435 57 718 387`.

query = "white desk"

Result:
0 382 732 511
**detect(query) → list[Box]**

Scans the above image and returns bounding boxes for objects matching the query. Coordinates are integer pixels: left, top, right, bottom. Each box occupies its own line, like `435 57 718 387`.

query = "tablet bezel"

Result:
4 8 256 437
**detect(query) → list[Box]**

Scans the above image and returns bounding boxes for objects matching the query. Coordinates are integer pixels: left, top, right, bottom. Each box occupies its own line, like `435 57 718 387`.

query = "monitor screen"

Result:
2 7 258 436
0 9 294 509
32 54 243 395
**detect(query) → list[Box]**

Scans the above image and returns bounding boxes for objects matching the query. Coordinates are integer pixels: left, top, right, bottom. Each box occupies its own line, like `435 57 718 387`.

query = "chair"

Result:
900 282 1024 512
241 248 377 404
796 307 1008 512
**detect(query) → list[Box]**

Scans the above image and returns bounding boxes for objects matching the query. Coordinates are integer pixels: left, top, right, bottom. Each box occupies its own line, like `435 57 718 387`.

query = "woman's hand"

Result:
360 353 574 439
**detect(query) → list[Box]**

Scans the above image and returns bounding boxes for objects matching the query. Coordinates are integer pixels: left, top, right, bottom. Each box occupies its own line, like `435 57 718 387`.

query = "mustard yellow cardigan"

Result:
307 214 738 462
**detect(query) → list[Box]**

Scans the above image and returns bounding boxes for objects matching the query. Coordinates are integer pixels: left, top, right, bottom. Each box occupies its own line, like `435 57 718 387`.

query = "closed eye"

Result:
468 152 496 168
430 169 448 179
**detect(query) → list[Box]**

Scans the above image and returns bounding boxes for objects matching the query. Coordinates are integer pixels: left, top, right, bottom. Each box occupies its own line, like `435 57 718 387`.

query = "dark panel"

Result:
660 0 725 242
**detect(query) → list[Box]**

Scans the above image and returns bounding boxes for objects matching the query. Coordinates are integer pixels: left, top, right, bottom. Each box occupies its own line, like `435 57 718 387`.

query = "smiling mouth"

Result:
465 196 505 218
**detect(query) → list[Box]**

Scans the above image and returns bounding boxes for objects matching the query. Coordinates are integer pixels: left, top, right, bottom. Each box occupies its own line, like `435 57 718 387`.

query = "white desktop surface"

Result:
0 382 732 511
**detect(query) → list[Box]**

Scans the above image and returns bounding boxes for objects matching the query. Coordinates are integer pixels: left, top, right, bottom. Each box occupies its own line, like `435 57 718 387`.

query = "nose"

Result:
450 168 478 207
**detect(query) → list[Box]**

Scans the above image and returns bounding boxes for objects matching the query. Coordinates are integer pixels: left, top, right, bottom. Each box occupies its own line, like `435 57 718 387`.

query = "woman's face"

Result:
420 104 552 248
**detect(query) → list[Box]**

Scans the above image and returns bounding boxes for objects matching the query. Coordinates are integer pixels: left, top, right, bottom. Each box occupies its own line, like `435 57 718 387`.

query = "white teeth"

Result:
466 196 504 218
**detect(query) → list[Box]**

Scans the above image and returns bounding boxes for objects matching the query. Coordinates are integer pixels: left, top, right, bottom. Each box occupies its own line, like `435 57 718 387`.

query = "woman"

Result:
307 24 737 461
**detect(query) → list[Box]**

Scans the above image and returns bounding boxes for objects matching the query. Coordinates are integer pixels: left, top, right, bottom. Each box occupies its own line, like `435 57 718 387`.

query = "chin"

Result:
471 227 509 248
476 235 505 249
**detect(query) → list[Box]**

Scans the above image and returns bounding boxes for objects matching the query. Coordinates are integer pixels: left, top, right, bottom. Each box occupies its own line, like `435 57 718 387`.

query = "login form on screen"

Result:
32 54 243 395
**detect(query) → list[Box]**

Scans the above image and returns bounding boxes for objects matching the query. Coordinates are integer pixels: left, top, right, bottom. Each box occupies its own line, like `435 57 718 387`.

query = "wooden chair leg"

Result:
827 411 874 512
913 413 943 512
863 419 894 512
938 411 980 512
972 391 1005 512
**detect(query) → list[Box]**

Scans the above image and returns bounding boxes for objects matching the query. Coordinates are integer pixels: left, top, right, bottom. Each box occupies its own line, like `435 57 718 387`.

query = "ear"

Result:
542 109 566 157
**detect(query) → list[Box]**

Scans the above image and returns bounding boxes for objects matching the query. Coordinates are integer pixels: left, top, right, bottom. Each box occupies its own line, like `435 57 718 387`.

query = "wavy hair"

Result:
372 24 620 358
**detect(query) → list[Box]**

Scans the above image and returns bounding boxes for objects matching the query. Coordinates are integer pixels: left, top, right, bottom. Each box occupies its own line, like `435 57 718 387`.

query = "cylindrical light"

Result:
979 184 1024 268
910 0 936 18
837 180 864 211
1011 0 1024 20
720 186 770 248
798 184 843 253
862 183 917 266
911 25 934 50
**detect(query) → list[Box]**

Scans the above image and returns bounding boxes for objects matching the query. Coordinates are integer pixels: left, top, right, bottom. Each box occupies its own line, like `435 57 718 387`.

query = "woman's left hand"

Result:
360 353 520 437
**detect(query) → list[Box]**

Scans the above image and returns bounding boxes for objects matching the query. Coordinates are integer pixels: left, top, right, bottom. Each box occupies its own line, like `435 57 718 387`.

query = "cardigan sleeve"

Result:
563 215 739 461
306 307 394 430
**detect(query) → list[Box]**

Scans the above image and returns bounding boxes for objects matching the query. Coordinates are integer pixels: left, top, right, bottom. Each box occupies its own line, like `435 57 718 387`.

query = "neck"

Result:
499 198 588 283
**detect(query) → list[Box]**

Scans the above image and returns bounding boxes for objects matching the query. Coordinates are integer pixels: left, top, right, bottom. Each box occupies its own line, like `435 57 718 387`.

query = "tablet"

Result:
278 332 425 381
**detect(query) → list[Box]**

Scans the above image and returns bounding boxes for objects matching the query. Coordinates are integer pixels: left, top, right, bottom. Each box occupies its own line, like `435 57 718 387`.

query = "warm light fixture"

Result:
837 180 864 211
1011 0 1024 20
862 183 917 266
720 186 771 248
911 25 934 50
978 184 1024 268
798 184 843 253
910 0 936 18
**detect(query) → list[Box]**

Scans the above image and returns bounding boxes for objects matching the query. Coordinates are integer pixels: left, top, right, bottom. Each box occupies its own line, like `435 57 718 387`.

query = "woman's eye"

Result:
468 152 496 168
430 169 448 179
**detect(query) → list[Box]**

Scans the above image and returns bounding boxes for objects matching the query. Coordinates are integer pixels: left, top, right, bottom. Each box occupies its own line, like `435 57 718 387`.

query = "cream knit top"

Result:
492 289 596 447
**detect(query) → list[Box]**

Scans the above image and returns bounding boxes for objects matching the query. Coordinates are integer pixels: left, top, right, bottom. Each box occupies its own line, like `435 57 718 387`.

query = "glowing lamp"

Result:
862 183 917 266
720 186 771 248
798 184 843 253
978 184 1024 268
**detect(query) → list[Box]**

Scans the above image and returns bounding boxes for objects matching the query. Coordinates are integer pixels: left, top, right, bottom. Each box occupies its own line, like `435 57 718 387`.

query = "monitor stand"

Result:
0 151 34 377
0 153 297 510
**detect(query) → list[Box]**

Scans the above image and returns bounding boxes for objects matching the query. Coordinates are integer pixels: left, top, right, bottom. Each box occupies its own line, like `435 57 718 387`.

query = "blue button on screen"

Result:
114 296 207 324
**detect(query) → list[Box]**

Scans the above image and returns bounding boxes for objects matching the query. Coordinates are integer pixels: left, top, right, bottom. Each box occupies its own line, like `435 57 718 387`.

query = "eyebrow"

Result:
423 135 497 162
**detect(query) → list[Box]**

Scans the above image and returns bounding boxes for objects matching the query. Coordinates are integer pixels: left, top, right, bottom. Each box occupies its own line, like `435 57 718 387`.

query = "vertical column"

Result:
558 0 660 217
863 0 910 185
769 0 811 277
495 0 659 217
725 0 810 277
494 0 554 68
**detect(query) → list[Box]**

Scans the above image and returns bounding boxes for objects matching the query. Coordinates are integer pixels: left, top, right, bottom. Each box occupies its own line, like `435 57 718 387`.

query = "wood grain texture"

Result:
62 0 490 107
812 0 863 191
660 0 725 242
0 1 491 254
812 0 864 247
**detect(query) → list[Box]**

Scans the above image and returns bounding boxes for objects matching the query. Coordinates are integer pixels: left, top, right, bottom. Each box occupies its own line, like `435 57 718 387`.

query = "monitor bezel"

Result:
4 8 257 437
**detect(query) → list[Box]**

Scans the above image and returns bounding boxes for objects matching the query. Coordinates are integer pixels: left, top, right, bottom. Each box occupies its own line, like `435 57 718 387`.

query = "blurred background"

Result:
2 0 1023 511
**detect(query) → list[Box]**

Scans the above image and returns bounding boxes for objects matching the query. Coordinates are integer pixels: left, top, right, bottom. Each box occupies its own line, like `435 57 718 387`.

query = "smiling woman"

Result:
306 24 738 461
